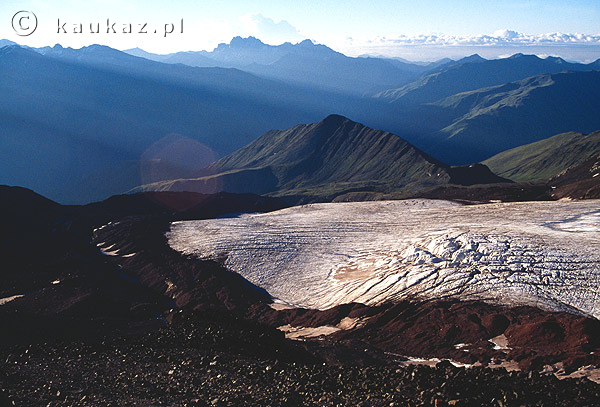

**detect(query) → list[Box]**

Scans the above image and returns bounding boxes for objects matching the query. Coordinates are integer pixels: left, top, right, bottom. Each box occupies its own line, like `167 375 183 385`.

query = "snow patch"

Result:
278 317 366 340
489 334 510 351
0 295 24 306
548 211 600 233
278 324 340 340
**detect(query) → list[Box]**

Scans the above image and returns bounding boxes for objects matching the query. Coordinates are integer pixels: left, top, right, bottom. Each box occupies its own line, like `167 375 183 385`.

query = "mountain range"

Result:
369 53 600 164
377 53 600 106
0 43 396 203
137 115 600 203
126 37 431 95
2 37 600 203
4 33 600 406
417 70 600 163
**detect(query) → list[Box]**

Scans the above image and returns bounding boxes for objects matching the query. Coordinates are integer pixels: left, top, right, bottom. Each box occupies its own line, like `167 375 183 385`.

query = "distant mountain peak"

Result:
37 43 128 61
321 113 348 124
81 44 125 56
0 44 17 53
217 36 320 51
545 55 566 64
459 54 486 63
228 36 266 48
507 53 542 61
84 44 110 50
0 44 29 57
298 39 315 47
0 39 17 48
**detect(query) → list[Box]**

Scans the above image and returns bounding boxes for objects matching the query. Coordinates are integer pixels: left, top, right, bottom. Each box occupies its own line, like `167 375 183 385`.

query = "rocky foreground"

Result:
3 312 600 407
2 187 600 405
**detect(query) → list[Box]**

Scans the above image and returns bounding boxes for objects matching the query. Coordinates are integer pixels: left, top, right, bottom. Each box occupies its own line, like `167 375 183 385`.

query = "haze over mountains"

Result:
0 43 392 203
419 70 600 163
376 53 600 106
126 36 431 95
1 36 599 203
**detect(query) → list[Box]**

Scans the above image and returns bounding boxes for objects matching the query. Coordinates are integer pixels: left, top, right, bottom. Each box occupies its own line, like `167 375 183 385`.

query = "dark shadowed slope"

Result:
0 45 392 204
483 130 600 182
550 152 600 199
0 185 287 342
135 115 507 202
377 53 600 106
125 37 428 95
419 71 600 164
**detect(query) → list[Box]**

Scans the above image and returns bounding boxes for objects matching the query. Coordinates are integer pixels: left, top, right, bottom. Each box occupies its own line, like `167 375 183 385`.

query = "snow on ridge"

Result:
167 199 600 317
0 295 24 306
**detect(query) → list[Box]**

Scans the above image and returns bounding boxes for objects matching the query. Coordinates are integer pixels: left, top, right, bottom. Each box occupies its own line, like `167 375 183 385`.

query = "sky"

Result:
1 0 599 61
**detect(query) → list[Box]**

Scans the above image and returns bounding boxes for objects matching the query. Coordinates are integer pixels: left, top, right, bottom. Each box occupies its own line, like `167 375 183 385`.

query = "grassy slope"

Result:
208 115 458 201
422 71 600 164
136 115 453 201
482 130 600 182
377 54 599 106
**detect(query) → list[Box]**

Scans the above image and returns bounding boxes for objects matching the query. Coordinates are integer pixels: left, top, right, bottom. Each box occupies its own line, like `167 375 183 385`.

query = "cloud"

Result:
339 30 600 63
365 30 600 47
238 13 303 44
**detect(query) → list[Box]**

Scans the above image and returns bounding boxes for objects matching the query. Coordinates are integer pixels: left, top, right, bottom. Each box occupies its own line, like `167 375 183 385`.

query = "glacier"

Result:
167 199 600 317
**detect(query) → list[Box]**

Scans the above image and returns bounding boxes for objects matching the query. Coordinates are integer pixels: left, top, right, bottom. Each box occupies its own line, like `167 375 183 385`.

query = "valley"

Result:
2 18 600 405
2 39 600 203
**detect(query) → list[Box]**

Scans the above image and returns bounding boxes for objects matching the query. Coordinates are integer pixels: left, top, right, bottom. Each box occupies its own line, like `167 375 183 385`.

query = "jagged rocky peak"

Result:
228 36 265 48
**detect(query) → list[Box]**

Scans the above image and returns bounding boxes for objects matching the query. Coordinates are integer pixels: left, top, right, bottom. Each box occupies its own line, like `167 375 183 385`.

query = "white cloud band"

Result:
366 30 600 47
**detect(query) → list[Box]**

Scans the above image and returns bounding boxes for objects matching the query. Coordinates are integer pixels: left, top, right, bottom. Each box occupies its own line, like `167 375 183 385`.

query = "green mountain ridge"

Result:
134 115 508 202
483 130 600 182
420 70 600 164
377 53 600 106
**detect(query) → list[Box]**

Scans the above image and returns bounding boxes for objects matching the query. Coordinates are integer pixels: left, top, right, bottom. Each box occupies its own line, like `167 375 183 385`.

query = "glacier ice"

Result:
167 199 600 317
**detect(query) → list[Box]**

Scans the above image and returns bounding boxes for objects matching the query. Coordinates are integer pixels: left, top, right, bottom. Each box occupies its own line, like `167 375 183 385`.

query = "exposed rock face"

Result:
167 199 600 317
0 188 287 346
551 151 600 199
